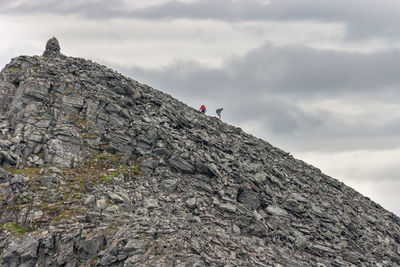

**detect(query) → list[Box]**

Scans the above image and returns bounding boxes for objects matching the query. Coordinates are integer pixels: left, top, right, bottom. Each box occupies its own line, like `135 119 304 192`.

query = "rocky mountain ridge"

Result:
0 38 400 266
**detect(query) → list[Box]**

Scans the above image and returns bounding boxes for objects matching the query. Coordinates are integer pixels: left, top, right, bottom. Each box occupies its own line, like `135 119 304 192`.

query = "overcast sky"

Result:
1 0 400 216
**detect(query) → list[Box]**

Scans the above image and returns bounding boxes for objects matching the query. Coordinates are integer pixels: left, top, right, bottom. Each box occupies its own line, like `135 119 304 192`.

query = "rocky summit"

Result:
0 38 400 267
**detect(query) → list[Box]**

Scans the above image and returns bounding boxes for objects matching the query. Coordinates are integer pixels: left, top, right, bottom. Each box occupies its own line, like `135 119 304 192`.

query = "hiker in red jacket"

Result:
199 105 206 113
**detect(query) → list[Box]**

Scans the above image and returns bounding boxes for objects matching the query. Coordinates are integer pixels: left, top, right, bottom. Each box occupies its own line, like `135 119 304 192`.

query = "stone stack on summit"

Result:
0 38 400 266
42 37 64 58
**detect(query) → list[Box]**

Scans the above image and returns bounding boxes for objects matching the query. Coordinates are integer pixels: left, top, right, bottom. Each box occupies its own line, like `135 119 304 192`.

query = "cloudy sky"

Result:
1 0 400 215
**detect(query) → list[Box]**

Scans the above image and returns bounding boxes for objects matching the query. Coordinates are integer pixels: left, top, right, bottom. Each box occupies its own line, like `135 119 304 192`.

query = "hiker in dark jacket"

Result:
216 108 223 119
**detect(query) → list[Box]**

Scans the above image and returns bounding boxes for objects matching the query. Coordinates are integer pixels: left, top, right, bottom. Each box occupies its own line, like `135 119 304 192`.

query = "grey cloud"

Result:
2 0 400 40
131 0 400 40
124 43 400 98
351 164 400 183
0 0 126 18
228 44 400 94
220 98 324 135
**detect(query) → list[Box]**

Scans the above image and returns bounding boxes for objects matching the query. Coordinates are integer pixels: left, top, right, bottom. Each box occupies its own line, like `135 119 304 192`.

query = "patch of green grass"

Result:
64 88 77 96
37 151 45 159
75 119 88 126
101 175 112 183
54 209 74 221
72 193 82 200
1 222 31 236
104 164 141 180
62 192 70 201
4 167 43 177
68 114 88 126
108 170 120 177
91 152 121 166
8 169 25 175
83 131 99 139
105 224 117 234
8 67 20 73
84 257 99 266
80 178 88 185
130 166 140 174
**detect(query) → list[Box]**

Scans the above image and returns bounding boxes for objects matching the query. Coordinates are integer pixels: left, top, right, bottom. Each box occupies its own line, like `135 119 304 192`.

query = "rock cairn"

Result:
0 38 400 266
43 37 63 58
